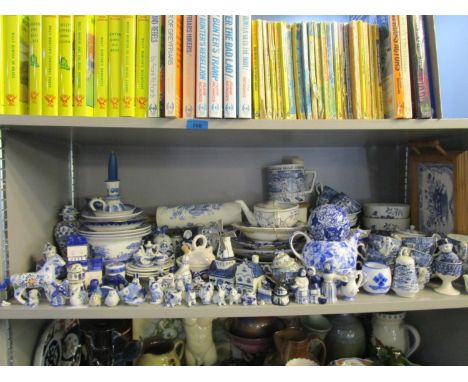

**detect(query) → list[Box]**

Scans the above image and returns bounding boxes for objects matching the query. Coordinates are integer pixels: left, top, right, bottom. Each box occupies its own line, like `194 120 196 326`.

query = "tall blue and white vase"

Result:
54 205 80 258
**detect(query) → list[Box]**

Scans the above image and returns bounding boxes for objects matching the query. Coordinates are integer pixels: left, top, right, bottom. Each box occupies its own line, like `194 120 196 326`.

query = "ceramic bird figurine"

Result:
88 279 102 307
102 286 120 307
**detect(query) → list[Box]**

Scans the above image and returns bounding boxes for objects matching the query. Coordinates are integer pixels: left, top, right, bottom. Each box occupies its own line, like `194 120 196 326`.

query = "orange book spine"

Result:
165 15 183 118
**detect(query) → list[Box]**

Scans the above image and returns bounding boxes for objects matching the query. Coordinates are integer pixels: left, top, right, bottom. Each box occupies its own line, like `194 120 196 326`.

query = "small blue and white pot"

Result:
362 262 392 295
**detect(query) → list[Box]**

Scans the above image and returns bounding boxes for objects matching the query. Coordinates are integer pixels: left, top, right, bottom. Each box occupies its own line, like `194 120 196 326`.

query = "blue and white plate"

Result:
82 218 146 232
81 207 143 222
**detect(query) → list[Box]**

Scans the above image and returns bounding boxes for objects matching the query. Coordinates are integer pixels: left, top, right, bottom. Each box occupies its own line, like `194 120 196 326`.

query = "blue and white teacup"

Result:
368 234 402 258
409 248 434 268
401 236 437 255
315 184 340 206
330 193 362 214
365 247 396 269
362 262 392 294
267 164 317 204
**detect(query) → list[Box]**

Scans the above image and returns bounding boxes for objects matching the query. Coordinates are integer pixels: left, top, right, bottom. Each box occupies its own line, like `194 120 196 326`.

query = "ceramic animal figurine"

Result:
227 287 241 305
27 289 40 308
185 283 197 307
433 239 463 296
242 290 257 306
88 279 102 307
165 287 183 308
184 318 218 366
157 273 176 291
119 277 146 305
69 284 88 307
0 243 66 305
148 277 164 305
213 285 227 306
392 247 426 298
199 281 214 305
102 286 120 307
49 280 69 307
292 268 309 304
338 271 363 301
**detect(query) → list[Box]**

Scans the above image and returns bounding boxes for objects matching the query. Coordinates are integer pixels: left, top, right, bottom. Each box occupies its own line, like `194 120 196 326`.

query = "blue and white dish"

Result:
362 216 410 232
362 262 392 294
363 203 410 219
81 207 144 222
307 204 350 241
82 218 146 232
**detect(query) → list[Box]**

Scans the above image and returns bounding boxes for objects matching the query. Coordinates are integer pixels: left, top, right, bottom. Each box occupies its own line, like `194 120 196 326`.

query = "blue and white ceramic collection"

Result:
307 204 350 241
362 262 392 294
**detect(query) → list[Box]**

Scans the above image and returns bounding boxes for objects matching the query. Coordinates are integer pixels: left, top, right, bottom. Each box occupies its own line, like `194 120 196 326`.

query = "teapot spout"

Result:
235 200 258 226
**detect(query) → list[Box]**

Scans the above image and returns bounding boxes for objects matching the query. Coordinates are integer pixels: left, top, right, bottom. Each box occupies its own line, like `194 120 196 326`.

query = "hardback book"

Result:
342 23 353 119
58 15 73 116
223 15 236 118
74 15 94 116
262 20 272 119
313 22 324 119
94 15 108 117
196 15 208 118
4 15 29 115
399 15 413 119
183 15 196 119
251 19 260 119
407 15 432 119
148 15 163 118
307 22 319 120
285 24 297 119
319 23 330 119
373 23 384 119
120 15 136 117
267 21 278 119
165 15 183 118
135 15 150 118
291 23 305 119
367 22 376 119
0 16 4 114
273 21 284 119
299 22 312 120
29 16 42 115
209 15 223 118
348 21 362 119
236 15 251 118
108 15 121 117
42 16 59 116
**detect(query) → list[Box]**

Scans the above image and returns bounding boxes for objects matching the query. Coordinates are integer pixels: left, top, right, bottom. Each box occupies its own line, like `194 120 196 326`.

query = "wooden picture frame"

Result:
409 151 468 235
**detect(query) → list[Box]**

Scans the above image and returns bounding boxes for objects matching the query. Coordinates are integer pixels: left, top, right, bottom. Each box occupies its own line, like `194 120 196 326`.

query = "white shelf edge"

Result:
0 115 468 131
1 289 467 319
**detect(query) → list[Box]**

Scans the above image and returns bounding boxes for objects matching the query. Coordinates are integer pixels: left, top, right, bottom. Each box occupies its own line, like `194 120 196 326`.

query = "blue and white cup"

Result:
402 236 437 255
362 262 392 294
330 193 362 214
409 248 434 268
365 247 396 269
267 164 317 203
368 234 402 258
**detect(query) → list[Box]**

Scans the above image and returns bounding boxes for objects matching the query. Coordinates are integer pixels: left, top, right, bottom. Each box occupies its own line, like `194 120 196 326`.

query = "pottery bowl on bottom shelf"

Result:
362 216 410 231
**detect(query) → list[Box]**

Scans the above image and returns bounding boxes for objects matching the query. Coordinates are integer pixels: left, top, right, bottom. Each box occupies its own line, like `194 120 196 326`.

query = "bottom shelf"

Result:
1 288 468 319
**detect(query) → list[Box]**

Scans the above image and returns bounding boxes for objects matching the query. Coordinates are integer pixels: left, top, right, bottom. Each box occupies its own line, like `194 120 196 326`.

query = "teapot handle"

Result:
304 171 317 194
404 324 421 358
192 234 208 250
89 197 106 212
355 270 364 288
289 231 311 263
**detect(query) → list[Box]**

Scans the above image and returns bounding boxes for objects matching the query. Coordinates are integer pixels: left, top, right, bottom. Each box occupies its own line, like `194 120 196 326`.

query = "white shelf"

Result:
1 116 468 147
1 289 467 319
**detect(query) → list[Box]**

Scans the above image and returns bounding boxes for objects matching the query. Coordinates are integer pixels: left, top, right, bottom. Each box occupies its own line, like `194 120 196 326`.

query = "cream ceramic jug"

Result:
371 312 421 357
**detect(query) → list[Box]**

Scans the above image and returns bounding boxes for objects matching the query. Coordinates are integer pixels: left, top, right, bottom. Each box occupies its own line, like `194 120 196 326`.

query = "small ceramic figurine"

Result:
165 287 183 308
27 289 40 308
49 281 68 307
338 271 363 301
102 286 120 307
242 290 257 306
184 318 218 366
257 279 273 305
88 279 102 307
213 285 227 306
199 281 215 305
320 263 339 304
433 239 463 296
175 254 192 285
227 287 241 305
292 268 310 304
185 283 197 307
119 276 146 305
307 266 322 287
69 284 88 307
309 283 321 304
272 284 290 306
149 277 164 305
54 205 80 257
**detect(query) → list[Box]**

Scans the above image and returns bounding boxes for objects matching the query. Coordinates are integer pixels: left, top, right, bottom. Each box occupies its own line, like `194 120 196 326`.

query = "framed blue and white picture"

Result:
410 151 468 235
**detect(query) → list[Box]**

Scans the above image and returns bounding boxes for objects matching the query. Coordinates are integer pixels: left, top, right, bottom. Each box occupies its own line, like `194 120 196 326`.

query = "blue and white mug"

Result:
362 262 392 294
267 164 317 203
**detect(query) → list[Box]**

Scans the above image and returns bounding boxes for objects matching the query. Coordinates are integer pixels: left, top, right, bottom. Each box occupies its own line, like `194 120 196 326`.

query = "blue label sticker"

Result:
186 119 208 130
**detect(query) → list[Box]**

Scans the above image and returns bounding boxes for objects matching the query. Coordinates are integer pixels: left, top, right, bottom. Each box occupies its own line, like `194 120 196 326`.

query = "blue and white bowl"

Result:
308 204 350 242
363 203 410 219
433 260 463 278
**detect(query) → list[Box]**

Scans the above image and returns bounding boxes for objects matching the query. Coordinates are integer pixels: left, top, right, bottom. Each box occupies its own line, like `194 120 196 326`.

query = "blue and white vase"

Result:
54 205 80 258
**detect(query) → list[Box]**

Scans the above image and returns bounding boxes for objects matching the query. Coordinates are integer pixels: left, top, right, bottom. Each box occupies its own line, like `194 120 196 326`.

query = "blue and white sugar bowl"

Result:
361 262 392 295
433 239 463 296
307 204 350 242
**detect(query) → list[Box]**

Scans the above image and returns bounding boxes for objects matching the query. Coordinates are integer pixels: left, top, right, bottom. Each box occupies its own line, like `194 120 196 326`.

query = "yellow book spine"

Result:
348 21 361 119
267 22 278 119
274 22 284 119
58 16 73 116
291 24 302 119
94 16 108 117
135 15 150 118
399 15 412 118
29 16 42 115
373 24 384 119
0 16 3 114
251 20 260 119
108 15 121 116
357 21 371 119
314 23 324 119
74 16 94 116
319 23 330 119
120 15 136 116
257 20 267 119
4 16 29 115
307 22 318 120
367 23 375 119
262 20 272 119
332 22 343 119
277 22 289 118
42 16 58 115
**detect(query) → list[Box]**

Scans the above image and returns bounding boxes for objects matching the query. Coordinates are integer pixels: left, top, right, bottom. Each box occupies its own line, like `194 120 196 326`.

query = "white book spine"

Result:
399 15 413 118
196 15 209 118
183 15 196 118
223 15 236 118
148 16 161 117
237 15 251 118
165 15 177 117
209 15 223 118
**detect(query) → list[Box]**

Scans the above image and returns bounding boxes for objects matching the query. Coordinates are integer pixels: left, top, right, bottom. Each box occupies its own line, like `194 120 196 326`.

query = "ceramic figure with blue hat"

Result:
185 283 197 307
199 281 214 305
306 266 322 287
227 287 241 305
119 276 146 305
148 277 164 305
292 268 309 304
392 247 426 298
242 289 257 306
88 279 102 307
102 286 120 307
257 279 273 305
54 205 80 257
309 283 321 304
433 239 463 296
213 284 227 306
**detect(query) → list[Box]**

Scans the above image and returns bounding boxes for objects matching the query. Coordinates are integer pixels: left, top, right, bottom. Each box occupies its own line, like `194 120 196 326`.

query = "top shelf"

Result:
1 116 468 147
